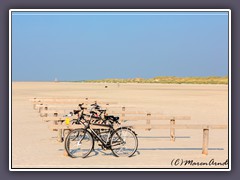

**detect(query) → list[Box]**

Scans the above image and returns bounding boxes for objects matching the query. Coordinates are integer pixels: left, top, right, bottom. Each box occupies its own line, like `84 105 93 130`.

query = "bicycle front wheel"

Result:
65 129 94 158
110 127 138 157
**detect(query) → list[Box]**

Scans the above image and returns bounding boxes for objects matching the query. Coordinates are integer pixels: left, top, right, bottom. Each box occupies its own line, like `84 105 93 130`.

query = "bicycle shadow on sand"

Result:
89 148 139 157
58 148 138 158
58 147 224 158
58 135 224 158
84 147 225 157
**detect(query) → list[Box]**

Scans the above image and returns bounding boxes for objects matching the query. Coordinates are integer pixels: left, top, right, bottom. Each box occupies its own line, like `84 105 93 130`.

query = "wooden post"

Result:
63 129 69 156
40 106 48 117
170 119 175 142
44 106 48 117
33 98 37 109
38 104 43 113
63 129 70 141
38 104 44 117
121 107 125 123
54 112 63 142
146 113 151 131
202 128 209 155
53 113 58 131
33 100 40 110
58 130 63 142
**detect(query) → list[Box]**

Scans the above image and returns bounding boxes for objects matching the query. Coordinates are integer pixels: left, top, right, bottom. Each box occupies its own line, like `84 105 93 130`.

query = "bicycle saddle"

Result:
98 109 106 112
73 110 81 114
90 111 98 114
105 115 119 122
91 104 100 109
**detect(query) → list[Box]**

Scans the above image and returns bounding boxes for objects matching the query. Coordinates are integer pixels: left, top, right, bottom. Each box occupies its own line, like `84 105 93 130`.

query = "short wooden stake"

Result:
64 131 69 156
33 98 37 110
39 104 44 116
58 128 63 142
57 118 63 142
57 129 64 142
121 107 125 122
63 150 69 156
202 128 209 155
170 119 175 142
63 129 70 140
44 106 48 117
146 113 151 131
35 100 41 110
40 106 48 117
38 104 43 113
53 112 63 142
52 113 58 131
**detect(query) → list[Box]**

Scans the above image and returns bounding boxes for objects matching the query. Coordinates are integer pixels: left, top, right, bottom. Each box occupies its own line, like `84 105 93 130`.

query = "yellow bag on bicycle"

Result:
65 117 70 125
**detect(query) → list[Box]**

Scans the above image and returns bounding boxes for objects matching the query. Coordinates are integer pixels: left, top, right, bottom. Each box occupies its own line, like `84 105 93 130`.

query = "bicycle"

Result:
64 104 138 158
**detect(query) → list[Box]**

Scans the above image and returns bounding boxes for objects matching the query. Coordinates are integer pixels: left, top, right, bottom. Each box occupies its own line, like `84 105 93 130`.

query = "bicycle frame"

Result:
67 103 126 151
77 118 114 149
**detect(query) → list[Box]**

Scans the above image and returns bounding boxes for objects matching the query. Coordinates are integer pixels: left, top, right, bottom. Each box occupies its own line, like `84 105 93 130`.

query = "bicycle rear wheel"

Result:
110 127 138 157
65 129 94 158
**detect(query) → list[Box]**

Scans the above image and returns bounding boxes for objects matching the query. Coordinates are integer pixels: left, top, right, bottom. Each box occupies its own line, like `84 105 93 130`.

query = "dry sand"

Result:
11 82 229 169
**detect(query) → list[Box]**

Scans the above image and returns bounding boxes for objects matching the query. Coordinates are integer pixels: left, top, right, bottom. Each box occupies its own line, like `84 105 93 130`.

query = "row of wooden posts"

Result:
30 97 228 155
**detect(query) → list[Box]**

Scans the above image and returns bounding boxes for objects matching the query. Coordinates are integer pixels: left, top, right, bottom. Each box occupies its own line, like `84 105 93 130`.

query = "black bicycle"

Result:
68 103 106 125
64 104 138 158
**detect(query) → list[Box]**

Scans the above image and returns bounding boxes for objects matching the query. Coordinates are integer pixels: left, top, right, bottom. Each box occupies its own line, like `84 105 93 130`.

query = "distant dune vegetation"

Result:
84 76 228 84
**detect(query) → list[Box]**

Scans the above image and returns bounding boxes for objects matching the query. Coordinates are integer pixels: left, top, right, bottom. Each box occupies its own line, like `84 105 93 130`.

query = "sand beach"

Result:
11 82 229 169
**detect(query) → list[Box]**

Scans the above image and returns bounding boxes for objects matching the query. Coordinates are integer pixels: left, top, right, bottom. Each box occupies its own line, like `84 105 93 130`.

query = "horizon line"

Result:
12 75 228 82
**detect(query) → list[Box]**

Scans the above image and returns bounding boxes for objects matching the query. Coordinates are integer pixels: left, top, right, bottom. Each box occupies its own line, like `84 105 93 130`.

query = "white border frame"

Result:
9 9 231 171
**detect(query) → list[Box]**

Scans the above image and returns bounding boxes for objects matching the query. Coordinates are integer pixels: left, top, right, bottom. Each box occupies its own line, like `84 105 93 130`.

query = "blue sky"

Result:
11 11 229 81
